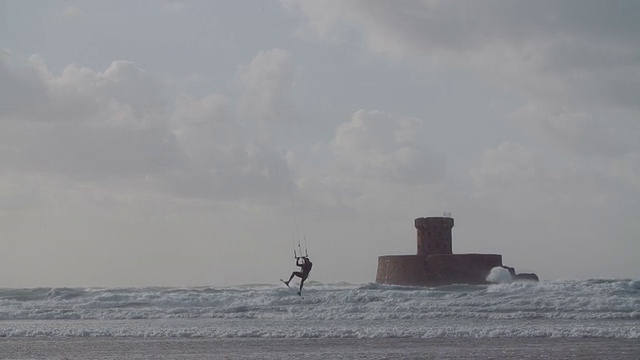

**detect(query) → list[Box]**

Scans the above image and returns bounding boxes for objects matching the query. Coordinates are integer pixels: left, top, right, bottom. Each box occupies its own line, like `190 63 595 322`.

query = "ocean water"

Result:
1 277 639 359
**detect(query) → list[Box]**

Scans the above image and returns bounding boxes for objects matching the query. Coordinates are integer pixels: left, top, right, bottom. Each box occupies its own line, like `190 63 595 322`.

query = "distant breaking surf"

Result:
0 279 638 338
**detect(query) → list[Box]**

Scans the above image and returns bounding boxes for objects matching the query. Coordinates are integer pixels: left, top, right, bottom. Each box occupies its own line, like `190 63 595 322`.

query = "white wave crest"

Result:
0 279 638 339
486 267 513 284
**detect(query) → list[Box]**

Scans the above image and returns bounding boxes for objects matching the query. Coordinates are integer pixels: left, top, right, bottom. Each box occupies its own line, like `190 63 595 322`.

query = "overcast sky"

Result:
1 0 639 287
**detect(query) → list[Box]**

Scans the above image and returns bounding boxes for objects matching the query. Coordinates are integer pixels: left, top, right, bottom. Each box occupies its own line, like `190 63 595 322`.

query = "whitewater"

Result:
1 278 638 339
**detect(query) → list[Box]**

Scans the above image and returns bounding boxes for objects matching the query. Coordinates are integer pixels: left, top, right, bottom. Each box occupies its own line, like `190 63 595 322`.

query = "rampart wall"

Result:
376 255 426 286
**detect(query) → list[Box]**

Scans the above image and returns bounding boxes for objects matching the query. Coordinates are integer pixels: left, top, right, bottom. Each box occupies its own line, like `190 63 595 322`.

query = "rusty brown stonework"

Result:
376 217 504 286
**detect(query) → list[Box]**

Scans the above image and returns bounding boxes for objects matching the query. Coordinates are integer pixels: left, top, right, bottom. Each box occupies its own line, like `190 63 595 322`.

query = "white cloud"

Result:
96 60 167 123
0 48 300 286
331 109 446 184
172 93 232 155
1 52 179 180
471 142 544 195
1 51 165 127
284 0 640 158
1 51 50 120
1 50 296 204
463 140 638 276
238 48 298 123
2 2 638 285
513 103 639 158
469 141 633 220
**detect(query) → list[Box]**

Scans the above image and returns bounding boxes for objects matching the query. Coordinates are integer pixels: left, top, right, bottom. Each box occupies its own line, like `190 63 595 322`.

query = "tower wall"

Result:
424 254 503 285
415 217 454 257
375 253 503 286
376 255 426 286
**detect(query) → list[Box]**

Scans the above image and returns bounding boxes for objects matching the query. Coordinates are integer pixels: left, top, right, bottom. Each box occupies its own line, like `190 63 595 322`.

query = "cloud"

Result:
1 51 165 126
1 122 182 180
96 60 167 122
463 140 639 277
331 109 446 184
238 48 298 123
1 51 50 120
2 3 638 285
1 51 179 180
283 0 640 158
172 93 232 154
0 48 305 286
471 141 544 195
1 49 299 204
513 103 639 158
469 140 631 217
169 92 289 201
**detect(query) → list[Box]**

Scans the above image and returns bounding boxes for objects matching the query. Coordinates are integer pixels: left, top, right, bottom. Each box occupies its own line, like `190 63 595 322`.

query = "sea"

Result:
1 272 638 359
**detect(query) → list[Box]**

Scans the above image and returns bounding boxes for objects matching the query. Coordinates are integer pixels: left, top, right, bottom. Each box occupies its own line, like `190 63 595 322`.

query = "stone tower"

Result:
376 216 511 286
415 217 454 257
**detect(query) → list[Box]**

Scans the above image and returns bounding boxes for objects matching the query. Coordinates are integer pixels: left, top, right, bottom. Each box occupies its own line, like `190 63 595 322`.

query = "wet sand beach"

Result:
2 337 639 360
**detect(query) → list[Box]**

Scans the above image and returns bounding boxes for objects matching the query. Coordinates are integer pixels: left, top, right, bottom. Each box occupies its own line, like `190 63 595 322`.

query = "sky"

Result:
1 0 639 287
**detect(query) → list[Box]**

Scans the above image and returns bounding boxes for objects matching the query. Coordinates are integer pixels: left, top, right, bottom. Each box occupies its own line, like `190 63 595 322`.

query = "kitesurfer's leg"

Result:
298 275 308 295
285 271 303 286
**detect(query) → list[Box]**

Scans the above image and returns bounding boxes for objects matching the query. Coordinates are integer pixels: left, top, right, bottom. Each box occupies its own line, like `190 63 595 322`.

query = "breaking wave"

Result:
0 279 638 338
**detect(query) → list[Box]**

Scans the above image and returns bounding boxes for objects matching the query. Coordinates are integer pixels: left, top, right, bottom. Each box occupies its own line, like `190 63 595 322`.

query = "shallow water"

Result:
0 280 638 358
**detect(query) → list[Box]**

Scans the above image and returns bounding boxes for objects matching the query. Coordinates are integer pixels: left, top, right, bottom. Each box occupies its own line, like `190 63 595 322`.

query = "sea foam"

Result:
0 279 638 338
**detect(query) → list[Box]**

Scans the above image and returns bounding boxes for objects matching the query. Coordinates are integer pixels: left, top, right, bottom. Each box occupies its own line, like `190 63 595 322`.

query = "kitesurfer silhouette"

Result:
283 256 312 295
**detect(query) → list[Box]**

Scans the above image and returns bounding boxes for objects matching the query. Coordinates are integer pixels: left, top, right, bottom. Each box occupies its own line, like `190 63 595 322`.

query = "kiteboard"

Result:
280 279 304 299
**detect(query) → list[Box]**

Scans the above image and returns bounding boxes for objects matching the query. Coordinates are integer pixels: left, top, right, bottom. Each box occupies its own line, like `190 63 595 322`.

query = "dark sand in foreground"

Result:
1 337 639 359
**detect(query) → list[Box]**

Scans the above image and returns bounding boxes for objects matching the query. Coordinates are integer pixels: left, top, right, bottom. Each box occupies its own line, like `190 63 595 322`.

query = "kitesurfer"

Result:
284 256 313 295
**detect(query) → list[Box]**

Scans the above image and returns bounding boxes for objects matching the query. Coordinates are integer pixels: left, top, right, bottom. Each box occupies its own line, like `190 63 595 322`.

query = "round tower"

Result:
415 217 454 257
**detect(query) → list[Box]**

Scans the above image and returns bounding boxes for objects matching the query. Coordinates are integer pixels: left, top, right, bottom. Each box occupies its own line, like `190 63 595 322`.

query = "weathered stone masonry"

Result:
376 216 506 286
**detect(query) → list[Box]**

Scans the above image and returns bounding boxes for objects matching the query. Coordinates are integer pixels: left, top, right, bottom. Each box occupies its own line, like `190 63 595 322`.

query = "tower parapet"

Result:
415 217 454 257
